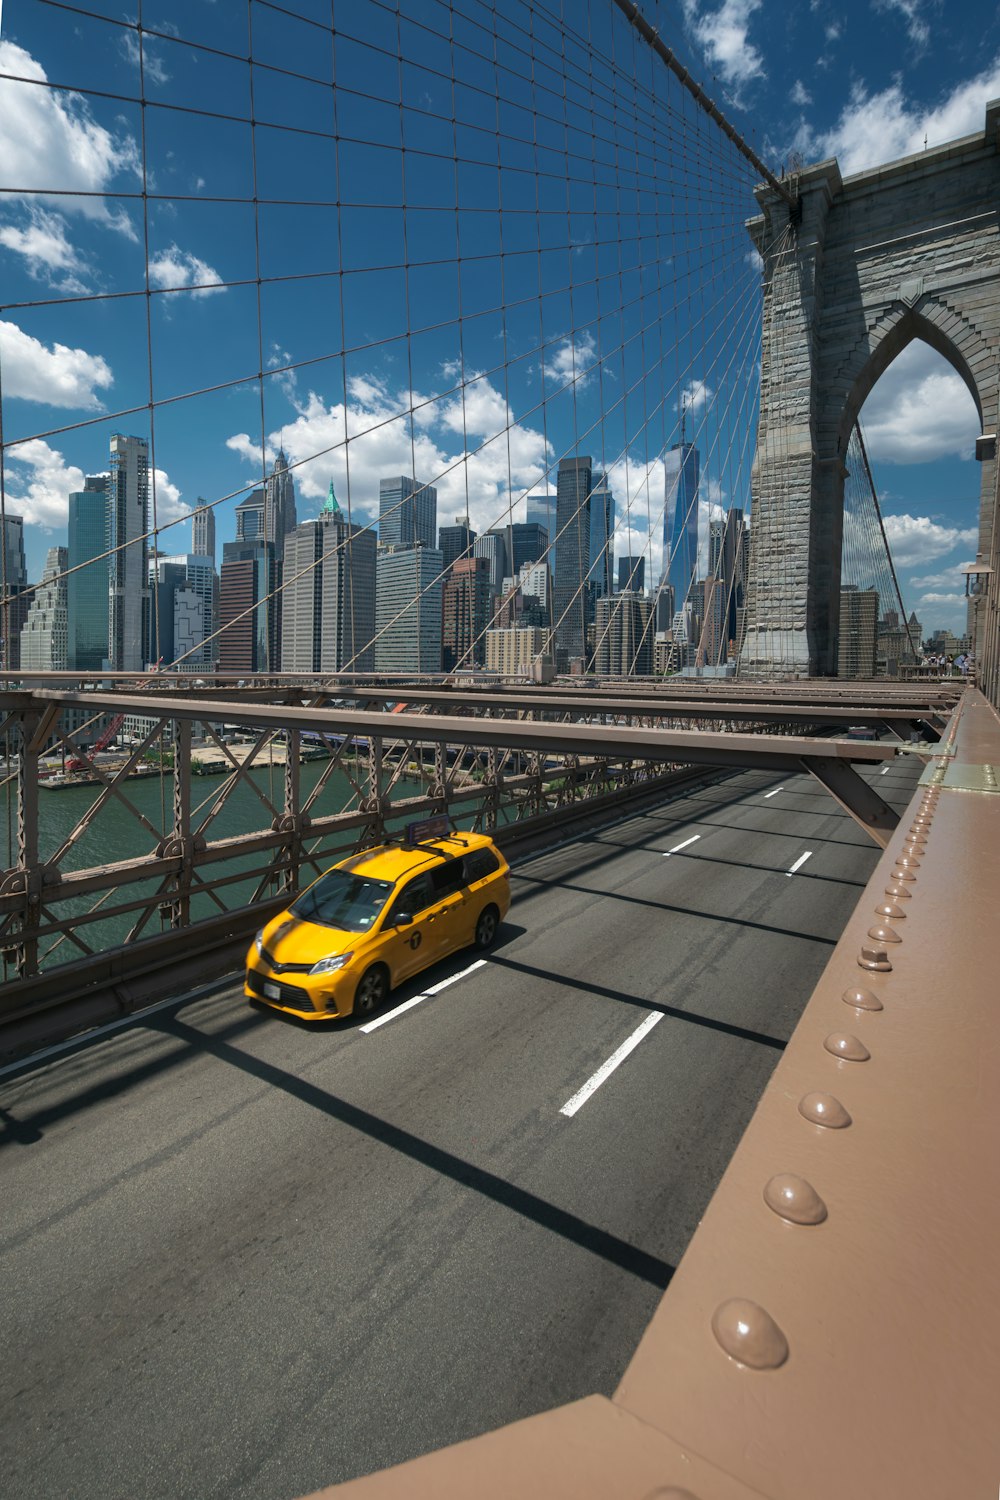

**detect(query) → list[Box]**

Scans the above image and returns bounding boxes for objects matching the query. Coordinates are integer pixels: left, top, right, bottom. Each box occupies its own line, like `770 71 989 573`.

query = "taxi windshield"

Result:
291 869 394 932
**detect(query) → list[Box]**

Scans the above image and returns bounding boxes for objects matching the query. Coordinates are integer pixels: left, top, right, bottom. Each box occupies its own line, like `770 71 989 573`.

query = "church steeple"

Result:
322 479 341 517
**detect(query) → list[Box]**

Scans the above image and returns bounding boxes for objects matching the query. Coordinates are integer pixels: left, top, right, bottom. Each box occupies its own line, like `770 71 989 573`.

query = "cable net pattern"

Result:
0 0 766 683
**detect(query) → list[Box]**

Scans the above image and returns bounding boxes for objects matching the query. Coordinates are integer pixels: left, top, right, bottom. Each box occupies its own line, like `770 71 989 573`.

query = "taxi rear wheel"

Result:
474 905 499 949
354 964 389 1016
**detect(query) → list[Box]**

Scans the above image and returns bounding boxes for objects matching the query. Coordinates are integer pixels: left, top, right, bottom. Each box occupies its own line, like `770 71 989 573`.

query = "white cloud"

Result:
860 340 979 463
681 378 713 414
790 80 812 106
4 439 186 532
119 28 170 86
227 367 551 540
148 243 224 297
882 513 977 568
791 60 1000 176
547 331 599 390
875 0 931 47
681 0 765 92
3 439 85 529
0 319 113 409
0 40 139 231
825 21 842 40
910 562 974 590
0 207 90 291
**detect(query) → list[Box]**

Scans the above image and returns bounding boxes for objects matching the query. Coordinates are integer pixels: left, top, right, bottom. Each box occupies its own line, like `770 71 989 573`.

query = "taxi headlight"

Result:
254 929 264 956
310 952 354 976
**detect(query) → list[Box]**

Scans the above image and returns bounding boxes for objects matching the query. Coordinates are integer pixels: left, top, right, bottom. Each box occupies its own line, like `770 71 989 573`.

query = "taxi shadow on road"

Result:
247 920 529 1033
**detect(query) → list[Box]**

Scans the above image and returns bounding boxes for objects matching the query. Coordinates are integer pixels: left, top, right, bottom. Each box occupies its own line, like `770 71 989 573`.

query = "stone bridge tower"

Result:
741 100 1000 675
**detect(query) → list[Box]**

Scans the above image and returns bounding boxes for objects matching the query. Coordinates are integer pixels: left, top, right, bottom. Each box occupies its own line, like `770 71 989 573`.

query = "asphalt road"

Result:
0 758 920 1500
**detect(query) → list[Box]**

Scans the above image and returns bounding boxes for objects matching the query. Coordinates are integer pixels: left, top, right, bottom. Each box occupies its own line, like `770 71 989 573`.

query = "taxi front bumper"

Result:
245 958 350 1020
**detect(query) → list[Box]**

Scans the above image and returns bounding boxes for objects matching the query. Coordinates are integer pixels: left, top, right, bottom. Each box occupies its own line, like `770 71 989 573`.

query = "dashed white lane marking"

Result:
787 851 813 876
559 1012 664 1118
662 834 700 856
360 958 487 1033
763 787 784 799
880 766 890 775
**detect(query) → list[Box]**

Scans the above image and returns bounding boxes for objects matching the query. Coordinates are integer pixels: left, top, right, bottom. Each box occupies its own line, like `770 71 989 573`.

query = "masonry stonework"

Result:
742 100 1000 675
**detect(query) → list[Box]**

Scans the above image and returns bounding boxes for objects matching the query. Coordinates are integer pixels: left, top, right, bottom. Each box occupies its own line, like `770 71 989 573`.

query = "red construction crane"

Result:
66 713 127 773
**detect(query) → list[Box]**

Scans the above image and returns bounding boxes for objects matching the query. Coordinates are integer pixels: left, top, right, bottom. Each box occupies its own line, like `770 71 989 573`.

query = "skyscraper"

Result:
147 556 187 668
192 501 216 562
587 473 615 606
553 455 593 667
67 477 110 671
219 539 277 672
662 442 700 609
594 592 653 677
379 476 437 550
235 488 266 541
264 449 297 558
703 507 746 666
473 532 507 595
838 586 878 678
439 517 476 572
107 433 150 671
509 522 548 573
281 483 377 672
150 554 218 670
618 555 645 593
525 493 556 535
1 515 29 670
20 547 68 673
442 555 492 670
375 546 443 674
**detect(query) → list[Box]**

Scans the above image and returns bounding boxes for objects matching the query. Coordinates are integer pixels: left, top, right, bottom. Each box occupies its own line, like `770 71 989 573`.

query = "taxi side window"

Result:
464 848 499 883
431 859 465 899
387 873 434 924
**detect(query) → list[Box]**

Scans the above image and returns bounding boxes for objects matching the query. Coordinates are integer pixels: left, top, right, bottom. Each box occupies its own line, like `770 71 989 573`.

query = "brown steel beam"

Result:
18 691 903 788
799 756 899 846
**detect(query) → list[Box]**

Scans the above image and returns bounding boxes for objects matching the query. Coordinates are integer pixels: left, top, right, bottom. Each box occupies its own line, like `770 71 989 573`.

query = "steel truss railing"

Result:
0 681 927 1030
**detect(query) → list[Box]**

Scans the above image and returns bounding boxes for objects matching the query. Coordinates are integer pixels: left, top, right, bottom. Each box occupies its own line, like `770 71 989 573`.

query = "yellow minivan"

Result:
245 829 510 1021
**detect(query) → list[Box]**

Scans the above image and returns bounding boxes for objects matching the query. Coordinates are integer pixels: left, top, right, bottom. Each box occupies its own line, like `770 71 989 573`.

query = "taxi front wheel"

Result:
474 905 499 949
354 964 389 1016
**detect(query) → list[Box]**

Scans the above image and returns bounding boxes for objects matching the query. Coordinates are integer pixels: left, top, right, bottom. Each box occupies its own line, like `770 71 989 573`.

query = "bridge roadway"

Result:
0 756 921 1500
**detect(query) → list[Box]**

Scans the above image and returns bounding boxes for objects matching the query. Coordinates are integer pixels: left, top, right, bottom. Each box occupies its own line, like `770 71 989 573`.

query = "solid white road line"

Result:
763 787 784 799
360 958 487 1033
787 851 813 876
662 834 700 857
559 1012 664 1118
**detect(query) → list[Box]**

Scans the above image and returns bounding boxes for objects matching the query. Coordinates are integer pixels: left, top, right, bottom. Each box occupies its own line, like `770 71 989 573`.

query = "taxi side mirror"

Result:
395 912 413 927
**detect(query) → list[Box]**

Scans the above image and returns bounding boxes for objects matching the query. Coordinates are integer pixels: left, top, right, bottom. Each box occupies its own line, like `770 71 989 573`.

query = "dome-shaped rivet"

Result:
895 854 921 868
868 923 901 943
858 944 892 971
902 842 925 858
874 902 905 920
824 1032 871 1062
885 882 911 899
906 831 928 844
842 985 883 1011
763 1172 828 1225
642 1490 700 1500
799 1091 852 1128
890 868 916 882
711 1298 789 1369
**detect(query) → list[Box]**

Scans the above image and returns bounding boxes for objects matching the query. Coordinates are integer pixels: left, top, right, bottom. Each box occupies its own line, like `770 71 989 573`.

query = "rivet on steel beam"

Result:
858 944 892 972
906 830 928 843
894 854 921 869
824 1033 871 1062
763 1173 828 1225
874 902 906 921
890 868 916 883
843 986 883 1011
798 1092 852 1128
885 882 912 899
868 923 902 943
711 1298 789 1370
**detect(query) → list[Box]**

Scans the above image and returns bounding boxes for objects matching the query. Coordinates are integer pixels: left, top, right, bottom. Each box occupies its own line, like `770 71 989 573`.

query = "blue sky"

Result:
1 0 998 637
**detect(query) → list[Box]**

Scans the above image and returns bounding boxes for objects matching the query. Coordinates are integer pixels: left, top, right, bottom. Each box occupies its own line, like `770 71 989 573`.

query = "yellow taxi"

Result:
245 824 510 1021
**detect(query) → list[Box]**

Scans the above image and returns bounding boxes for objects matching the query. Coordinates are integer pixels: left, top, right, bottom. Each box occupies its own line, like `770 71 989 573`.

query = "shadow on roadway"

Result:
152 1013 677 1291
487 954 787 1051
512 872 839 949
